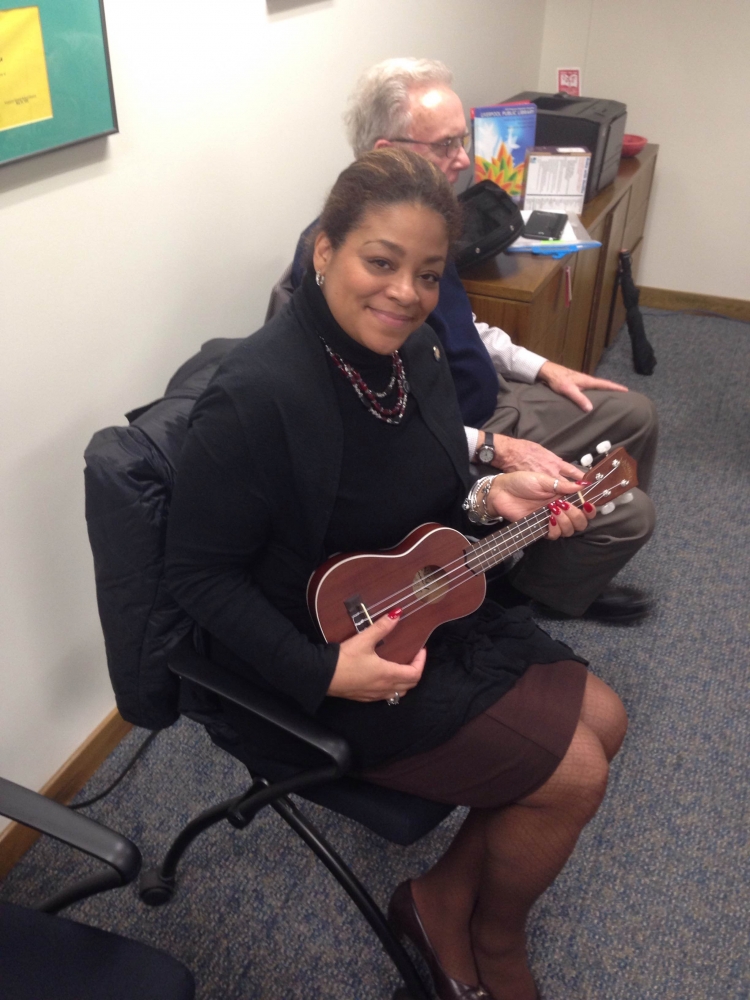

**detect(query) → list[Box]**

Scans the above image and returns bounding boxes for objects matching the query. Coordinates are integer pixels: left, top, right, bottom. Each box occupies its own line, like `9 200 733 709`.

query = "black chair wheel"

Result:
139 867 176 906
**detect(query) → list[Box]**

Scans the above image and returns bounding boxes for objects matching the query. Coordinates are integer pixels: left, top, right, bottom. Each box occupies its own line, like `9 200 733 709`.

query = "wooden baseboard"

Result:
639 286 750 323
0 708 132 880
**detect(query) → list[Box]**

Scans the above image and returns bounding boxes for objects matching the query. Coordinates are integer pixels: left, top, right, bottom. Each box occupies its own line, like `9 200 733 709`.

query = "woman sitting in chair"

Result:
165 148 627 1000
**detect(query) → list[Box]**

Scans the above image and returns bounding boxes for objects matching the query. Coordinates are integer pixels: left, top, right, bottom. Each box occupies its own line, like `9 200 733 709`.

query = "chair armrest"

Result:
168 637 353 774
0 777 141 885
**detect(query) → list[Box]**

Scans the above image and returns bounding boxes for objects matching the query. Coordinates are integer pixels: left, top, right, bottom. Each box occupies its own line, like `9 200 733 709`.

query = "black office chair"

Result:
132 635 454 1000
84 338 458 999
0 776 195 1000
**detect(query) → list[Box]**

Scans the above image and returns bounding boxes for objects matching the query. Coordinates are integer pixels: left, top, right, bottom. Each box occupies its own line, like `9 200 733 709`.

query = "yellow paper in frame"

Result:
0 6 53 133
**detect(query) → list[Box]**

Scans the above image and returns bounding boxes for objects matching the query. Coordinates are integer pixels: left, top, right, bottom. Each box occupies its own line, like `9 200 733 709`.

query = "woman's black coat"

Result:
165 294 580 770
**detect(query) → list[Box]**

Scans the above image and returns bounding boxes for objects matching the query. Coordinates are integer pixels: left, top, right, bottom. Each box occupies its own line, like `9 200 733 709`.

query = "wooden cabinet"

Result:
461 144 658 374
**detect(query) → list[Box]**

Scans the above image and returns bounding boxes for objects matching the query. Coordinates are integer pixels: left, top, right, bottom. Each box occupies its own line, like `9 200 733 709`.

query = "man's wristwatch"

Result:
476 431 495 465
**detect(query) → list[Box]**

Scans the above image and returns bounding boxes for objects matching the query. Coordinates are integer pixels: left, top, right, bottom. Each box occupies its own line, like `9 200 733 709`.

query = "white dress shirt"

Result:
464 317 547 458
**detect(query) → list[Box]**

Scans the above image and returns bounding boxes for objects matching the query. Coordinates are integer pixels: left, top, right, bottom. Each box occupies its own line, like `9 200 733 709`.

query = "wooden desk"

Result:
461 144 658 373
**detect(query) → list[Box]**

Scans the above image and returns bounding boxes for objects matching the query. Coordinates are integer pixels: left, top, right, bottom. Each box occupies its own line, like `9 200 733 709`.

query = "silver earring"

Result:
315 271 325 287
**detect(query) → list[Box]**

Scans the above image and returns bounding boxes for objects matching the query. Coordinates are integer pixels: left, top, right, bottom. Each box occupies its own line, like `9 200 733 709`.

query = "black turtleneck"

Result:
297 268 461 556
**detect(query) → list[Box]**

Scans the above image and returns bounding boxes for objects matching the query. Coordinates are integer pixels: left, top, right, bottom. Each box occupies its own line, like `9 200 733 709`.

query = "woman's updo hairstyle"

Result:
317 147 462 253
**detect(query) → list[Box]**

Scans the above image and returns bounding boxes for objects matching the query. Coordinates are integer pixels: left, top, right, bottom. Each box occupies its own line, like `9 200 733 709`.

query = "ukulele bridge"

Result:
344 594 371 632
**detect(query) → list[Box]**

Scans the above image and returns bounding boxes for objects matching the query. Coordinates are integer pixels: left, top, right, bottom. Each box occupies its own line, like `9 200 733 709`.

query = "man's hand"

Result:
491 434 581 480
537 360 628 413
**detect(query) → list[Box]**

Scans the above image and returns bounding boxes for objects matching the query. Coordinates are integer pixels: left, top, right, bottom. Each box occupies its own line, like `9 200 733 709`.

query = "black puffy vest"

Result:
84 338 241 729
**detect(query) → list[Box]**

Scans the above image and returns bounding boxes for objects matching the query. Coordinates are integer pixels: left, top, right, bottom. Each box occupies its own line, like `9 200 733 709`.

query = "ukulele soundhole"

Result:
412 565 449 605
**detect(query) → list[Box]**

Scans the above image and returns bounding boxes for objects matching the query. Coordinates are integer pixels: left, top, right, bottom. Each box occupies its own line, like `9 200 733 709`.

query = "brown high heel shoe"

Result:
388 880 491 1000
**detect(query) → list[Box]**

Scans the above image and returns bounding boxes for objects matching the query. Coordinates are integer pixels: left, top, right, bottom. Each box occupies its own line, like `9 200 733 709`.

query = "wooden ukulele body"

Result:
307 523 486 664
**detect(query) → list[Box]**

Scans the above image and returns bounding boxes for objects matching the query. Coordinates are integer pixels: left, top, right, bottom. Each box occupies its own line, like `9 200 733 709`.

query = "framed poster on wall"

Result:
0 1 117 167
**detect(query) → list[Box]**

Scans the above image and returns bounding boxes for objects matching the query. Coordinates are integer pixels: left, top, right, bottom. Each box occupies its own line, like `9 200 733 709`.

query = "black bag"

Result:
455 180 523 272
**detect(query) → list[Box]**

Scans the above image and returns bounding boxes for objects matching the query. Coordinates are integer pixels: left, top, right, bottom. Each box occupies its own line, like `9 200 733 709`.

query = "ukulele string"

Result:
361 470 621 619
361 470 622 622
395 484 612 625
396 503 574 622
440 469 626 596
362 477 613 620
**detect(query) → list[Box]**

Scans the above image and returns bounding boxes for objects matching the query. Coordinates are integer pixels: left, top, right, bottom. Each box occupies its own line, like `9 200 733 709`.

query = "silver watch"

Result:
477 431 495 464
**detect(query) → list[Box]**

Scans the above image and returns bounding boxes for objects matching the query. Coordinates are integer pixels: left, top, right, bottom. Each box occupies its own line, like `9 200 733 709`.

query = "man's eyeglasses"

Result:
389 133 471 158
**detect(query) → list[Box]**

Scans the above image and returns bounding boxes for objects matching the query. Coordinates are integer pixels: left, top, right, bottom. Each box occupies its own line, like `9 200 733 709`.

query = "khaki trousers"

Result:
483 382 657 615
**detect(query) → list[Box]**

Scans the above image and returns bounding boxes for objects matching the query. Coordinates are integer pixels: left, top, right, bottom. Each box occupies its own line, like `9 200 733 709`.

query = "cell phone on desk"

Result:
523 211 567 241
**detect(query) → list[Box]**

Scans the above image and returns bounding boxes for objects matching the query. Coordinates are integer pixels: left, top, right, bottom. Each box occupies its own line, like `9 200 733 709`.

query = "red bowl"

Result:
621 134 647 158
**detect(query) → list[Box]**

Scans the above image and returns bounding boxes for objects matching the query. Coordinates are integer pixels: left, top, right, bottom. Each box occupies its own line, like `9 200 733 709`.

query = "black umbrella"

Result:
618 250 657 375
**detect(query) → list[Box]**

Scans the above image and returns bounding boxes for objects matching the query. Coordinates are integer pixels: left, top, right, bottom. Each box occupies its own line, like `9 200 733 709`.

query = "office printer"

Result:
507 92 627 201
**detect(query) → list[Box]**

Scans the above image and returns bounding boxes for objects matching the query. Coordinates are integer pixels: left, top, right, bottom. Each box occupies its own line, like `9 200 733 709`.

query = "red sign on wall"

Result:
557 68 581 97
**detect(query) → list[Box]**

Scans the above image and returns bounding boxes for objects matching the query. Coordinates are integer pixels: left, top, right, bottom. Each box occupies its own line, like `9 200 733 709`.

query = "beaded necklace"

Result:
320 338 409 425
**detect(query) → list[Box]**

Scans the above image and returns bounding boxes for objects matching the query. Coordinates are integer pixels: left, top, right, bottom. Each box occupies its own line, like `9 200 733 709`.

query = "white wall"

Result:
0 0 545 799
538 0 750 300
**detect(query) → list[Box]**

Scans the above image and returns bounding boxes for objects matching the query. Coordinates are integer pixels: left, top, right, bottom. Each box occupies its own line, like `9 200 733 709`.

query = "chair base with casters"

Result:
139 636 456 1000
0 776 195 1000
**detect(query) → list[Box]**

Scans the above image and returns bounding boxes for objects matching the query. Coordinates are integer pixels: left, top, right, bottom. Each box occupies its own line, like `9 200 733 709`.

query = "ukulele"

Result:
307 447 638 665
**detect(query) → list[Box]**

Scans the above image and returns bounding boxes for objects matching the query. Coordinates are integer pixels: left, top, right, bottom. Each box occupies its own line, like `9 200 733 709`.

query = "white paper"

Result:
523 150 590 214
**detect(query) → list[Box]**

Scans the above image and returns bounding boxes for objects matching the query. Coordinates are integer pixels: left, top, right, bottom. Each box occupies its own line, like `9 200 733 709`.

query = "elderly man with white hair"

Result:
276 58 657 624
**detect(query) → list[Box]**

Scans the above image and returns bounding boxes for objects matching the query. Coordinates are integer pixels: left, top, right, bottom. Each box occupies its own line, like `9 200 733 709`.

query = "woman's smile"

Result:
367 305 418 328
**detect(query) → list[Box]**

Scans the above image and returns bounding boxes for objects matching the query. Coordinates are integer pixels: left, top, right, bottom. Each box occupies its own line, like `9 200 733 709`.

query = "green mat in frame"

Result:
0 0 117 167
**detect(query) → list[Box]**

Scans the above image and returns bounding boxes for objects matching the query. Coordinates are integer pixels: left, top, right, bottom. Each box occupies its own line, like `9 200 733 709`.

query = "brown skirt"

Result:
363 660 588 809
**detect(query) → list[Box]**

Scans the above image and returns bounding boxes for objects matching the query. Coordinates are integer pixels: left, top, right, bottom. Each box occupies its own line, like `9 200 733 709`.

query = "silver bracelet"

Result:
462 479 482 523
462 474 504 525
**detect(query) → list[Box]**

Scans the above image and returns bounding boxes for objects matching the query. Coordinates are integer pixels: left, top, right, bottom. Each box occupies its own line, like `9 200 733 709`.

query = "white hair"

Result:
343 58 454 158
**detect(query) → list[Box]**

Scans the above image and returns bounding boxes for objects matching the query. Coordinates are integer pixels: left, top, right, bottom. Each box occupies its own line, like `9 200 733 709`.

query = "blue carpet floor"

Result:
2 310 749 999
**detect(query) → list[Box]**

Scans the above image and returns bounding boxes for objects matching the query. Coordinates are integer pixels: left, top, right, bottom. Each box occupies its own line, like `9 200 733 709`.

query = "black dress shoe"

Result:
538 584 653 624
388 881 491 1000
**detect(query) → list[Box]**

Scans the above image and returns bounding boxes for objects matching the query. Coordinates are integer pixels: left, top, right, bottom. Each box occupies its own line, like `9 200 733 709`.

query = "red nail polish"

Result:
549 516 557 526
548 502 558 513
583 502 595 512
559 501 570 510
575 480 590 486
388 608 402 619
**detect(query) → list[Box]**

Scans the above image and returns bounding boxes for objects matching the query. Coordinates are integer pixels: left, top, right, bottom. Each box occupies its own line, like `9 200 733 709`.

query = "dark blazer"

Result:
165 292 580 770
165 293 471 708
85 337 242 730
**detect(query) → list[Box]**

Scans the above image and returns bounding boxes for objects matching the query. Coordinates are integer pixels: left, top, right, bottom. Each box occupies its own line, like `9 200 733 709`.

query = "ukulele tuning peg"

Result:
580 453 593 468
596 440 612 455
618 492 634 505
599 502 616 515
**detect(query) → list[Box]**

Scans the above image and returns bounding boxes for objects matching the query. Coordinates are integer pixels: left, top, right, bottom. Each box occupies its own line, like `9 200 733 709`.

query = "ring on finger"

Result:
552 478 559 492
386 692 401 706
